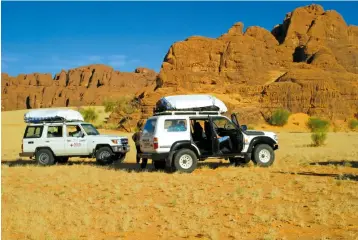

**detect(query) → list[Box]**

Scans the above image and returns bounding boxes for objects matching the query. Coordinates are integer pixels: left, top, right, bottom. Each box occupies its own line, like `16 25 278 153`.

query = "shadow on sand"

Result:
309 160 358 169
1 159 237 173
274 170 358 182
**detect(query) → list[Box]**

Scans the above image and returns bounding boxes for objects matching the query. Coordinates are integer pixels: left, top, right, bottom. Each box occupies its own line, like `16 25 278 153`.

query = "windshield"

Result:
81 124 100 136
212 117 237 130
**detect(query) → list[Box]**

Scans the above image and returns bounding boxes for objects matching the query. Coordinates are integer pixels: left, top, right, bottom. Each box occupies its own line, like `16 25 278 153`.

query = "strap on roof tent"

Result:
153 110 221 116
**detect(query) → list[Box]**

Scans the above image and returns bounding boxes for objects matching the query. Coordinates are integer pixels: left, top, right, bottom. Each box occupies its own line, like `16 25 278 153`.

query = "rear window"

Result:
164 119 187 132
24 126 43 138
143 119 157 134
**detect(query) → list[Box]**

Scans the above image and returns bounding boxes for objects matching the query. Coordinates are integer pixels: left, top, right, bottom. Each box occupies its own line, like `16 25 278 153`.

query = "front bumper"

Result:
111 145 130 153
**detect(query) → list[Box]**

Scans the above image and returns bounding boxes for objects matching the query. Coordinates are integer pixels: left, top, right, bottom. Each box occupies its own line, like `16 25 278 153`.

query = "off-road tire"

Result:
56 156 69 164
96 147 114 165
229 157 250 166
173 149 198 173
252 144 275 167
153 160 166 170
36 149 55 166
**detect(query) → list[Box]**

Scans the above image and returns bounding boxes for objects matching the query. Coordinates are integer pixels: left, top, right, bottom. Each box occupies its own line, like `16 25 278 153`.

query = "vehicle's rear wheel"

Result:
173 149 198 173
36 149 55 166
153 160 166 170
96 147 114 165
252 144 275 167
56 156 69 164
229 157 250 166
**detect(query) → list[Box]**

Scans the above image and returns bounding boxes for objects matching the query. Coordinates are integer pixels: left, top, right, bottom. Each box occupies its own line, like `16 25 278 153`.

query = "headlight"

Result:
111 139 119 144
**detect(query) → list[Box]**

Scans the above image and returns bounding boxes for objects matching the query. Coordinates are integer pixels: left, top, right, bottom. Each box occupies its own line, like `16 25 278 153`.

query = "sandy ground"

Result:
1 109 358 240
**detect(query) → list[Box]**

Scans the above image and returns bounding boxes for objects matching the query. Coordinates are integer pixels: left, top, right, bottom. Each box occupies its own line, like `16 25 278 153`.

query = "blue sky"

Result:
2 1 358 76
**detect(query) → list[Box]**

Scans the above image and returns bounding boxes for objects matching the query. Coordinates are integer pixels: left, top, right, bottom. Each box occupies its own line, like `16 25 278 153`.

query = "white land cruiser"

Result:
139 111 278 173
19 109 130 166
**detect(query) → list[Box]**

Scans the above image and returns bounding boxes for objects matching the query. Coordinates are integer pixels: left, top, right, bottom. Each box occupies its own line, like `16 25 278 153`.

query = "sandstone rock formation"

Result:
109 4 358 128
1 64 157 111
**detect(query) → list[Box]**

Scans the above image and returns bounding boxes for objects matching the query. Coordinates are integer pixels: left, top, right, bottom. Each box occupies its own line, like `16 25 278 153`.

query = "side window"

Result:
24 126 43 138
47 126 63 138
66 125 82 137
165 119 187 132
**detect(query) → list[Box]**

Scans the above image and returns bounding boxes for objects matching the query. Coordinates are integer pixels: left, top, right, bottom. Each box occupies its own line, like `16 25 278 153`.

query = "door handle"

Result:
67 140 71 142
45 141 50 143
28 141 34 144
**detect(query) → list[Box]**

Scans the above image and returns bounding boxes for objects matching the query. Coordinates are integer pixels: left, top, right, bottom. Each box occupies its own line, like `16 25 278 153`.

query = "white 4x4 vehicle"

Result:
139 111 278 173
19 109 129 166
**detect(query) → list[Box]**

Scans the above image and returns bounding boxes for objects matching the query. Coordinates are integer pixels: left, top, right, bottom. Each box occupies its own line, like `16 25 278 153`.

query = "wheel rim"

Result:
39 153 50 164
99 151 111 160
178 154 193 169
258 149 271 163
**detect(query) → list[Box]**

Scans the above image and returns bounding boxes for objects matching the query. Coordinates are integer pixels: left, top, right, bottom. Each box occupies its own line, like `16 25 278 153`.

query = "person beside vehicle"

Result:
132 129 148 169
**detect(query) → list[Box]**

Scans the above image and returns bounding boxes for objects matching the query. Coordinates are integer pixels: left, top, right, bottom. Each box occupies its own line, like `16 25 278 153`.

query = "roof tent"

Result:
154 94 228 114
24 109 84 123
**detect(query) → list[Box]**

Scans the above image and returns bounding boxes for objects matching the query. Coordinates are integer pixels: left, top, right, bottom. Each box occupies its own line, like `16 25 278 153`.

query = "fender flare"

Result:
247 136 277 153
167 141 200 166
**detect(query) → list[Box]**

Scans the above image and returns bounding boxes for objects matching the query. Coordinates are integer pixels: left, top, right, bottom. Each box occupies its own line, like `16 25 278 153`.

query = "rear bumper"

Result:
111 145 130 153
138 152 168 161
19 152 34 157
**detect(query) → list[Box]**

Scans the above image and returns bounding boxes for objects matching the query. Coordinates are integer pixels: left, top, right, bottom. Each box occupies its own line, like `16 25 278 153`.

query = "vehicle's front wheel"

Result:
252 144 275 167
96 147 114 165
173 149 198 173
36 149 55 166
153 160 166 170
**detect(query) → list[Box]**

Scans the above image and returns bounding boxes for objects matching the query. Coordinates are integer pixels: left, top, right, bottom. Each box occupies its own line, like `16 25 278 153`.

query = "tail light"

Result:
153 137 158 149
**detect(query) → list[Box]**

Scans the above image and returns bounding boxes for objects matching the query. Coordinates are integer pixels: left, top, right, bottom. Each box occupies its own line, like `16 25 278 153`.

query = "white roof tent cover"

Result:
24 109 84 123
155 94 228 113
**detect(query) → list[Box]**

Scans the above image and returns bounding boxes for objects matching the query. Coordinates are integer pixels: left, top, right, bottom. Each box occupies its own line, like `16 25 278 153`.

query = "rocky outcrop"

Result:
1 65 157 111
109 4 358 128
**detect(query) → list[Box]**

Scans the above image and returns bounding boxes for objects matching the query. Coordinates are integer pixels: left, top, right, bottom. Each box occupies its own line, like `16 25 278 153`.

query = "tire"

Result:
95 147 114 165
173 149 198 173
36 149 55 166
252 144 275 167
229 157 250 166
56 156 69 164
153 160 166 170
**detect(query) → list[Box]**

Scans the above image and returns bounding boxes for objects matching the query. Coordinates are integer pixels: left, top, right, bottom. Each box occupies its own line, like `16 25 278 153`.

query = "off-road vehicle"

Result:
139 110 278 173
19 109 130 166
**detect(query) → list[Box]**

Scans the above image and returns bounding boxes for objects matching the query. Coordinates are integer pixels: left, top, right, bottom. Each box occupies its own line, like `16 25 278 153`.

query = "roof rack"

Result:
153 110 221 116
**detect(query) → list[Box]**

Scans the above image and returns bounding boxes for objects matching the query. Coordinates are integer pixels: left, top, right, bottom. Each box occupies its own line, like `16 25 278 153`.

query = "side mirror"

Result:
241 125 248 131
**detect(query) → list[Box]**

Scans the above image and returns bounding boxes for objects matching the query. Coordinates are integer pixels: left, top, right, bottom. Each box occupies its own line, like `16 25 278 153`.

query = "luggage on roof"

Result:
154 94 228 113
24 109 84 123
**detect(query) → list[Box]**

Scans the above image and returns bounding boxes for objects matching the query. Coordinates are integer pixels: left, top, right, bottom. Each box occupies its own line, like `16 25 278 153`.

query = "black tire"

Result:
153 160 166 170
229 157 250 166
56 156 69 164
35 149 55 166
95 147 114 165
252 144 275 167
173 149 198 173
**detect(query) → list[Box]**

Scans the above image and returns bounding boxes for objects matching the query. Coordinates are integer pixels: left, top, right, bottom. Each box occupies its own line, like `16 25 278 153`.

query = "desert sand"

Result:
1 108 358 240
